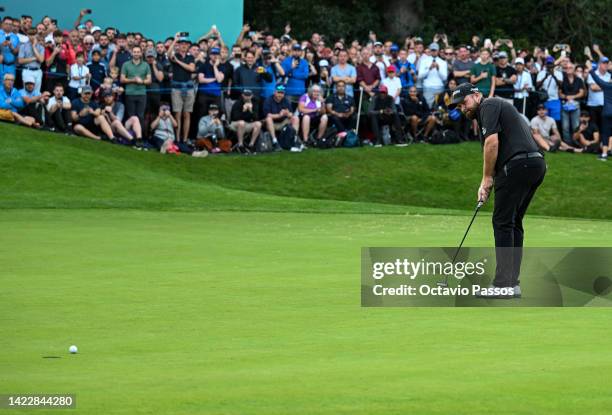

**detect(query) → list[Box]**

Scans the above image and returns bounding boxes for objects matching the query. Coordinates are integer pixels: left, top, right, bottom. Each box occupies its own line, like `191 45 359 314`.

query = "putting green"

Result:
1 209 611 414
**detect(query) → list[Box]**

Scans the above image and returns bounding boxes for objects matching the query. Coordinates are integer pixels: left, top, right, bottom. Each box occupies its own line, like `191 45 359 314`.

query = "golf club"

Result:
437 200 484 288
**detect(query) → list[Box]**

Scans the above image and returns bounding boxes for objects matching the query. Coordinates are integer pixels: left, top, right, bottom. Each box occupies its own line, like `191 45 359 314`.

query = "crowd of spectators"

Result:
1 10 611 160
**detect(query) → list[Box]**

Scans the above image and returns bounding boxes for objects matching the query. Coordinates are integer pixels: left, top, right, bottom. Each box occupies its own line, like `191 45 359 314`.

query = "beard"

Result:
464 105 478 120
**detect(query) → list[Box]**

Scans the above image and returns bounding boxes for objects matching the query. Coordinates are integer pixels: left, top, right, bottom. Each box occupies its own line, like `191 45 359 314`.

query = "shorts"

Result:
171 88 195 113
271 118 290 131
229 120 260 133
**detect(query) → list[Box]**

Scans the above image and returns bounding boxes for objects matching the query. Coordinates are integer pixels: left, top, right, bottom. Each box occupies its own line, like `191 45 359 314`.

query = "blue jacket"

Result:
0 87 24 112
261 65 278 99
590 69 612 117
281 57 308 97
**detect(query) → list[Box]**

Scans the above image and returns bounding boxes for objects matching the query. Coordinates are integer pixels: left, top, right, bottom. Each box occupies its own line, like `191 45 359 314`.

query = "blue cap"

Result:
210 47 220 55
292 44 302 51
600 56 610 64
390 44 399 52
545 56 555 64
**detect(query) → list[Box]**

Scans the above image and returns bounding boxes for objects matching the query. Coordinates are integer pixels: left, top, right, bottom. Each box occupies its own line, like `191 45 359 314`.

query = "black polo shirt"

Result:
171 53 195 82
561 75 585 97
325 94 354 114
115 49 132 71
496 65 517 98
477 97 539 174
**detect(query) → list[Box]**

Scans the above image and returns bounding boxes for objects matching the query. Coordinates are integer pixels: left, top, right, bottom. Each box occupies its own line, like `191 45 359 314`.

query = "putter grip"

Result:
477 200 484 208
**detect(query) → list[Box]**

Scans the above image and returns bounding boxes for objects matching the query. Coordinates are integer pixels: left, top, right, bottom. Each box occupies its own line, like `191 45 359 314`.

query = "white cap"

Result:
515 57 525 65
319 59 329 67
44 33 55 45
23 74 36 84
90 26 102 33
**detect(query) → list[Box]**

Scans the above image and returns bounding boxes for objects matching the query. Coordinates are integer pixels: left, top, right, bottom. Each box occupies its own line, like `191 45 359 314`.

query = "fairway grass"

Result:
2 209 611 415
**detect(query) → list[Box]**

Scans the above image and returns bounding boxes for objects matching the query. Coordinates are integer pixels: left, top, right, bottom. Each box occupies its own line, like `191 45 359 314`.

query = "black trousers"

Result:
125 95 147 126
329 114 355 132
48 108 72 131
369 113 402 144
492 156 546 287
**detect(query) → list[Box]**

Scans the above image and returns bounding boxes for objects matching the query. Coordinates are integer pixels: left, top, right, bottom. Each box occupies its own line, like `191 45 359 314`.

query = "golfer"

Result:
451 83 546 298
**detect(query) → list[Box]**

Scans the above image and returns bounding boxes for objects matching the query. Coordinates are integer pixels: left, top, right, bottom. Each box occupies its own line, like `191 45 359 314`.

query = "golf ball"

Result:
69 345 78 354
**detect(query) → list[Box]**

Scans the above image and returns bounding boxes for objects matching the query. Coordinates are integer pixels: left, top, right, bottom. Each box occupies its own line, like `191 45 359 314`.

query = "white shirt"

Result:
47 96 71 112
69 64 90 89
536 70 563 100
382 76 402 104
417 55 448 89
513 70 534 99
586 69 611 107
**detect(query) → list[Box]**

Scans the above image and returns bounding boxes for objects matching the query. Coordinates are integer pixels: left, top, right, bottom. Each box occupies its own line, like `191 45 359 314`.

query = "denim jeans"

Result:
561 108 580 144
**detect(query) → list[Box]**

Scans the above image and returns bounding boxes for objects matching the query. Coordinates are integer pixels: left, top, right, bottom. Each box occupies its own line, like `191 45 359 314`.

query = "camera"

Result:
179 32 189 37
85 9 92 14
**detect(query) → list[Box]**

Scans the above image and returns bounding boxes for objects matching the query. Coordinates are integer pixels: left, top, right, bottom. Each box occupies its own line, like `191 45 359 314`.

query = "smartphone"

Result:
0 6 6 12
179 32 189 37
248 31 256 38
85 9 92 14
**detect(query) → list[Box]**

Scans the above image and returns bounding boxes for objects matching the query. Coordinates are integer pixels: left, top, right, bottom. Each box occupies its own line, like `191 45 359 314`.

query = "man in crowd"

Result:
18 28 45 94
396 48 416 98
368 85 404 147
0 73 37 126
263 84 297 150
585 57 610 131
530 104 572 152
144 48 165 132
44 30 74 91
331 49 357 97
494 51 517 102
0 17 20 81
46 83 72 132
512 57 533 115
87 49 107 91
402 85 437 141
452 46 473 85
357 48 381 103
233 50 267 99
168 34 196 142
230 89 262 153
197 103 226 153
19 75 49 127
325 80 355 132
120 45 150 142
470 48 496 98
100 89 142 144
109 33 132 71
559 62 585 144
70 85 115 140
536 56 563 123
589 64 612 161
572 110 600 153
417 42 448 107
282 44 309 105
196 46 224 129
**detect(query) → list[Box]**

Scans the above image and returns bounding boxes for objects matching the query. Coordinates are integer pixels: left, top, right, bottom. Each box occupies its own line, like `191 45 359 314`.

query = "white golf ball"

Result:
69 345 78 354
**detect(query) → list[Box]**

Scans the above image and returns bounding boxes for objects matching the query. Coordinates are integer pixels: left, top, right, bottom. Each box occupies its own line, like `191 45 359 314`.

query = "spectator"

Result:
586 57 610 131
282 44 309 104
368 84 404 147
18 75 49 128
572 110 600 154
325 80 355 132
46 83 72 132
357 48 381 104
260 49 284 99
0 17 20 80
234 50 269 98
494 51 517 102
70 85 115 140
196 46 225 116
150 102 177 150
331 49 357 97
197 103 227 153
168 34 196 142
470 48 496 98
144 48 165 132
230 89 262 152
559 63 585 144
370 41 389 80
530 104 573 152
536 56 563 122
381 65 402 106
512 57 533 115
396 48 416 95
297 84 328 144
87 49 107 91
589 66 612 161
110 33 131 71
452 46 473 85
44 30 74 91
67 51 90 100
402 85 437 141
18 28 45 94
120 45 151 131
263 84 297 149
417 42 448 107
100 89 142 144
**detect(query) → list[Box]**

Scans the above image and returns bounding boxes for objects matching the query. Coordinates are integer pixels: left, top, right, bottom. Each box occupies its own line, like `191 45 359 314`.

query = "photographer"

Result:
281 44 309 105
197 103 226 153
1 16 20 80
109 33 132 71
44 30 74 91
18 28 45 94
46 84 72 132
536 56 563 122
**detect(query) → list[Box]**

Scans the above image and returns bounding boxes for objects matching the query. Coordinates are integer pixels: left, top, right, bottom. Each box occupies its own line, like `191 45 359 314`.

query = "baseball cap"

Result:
91 48 101 56
44 34 55 44
90 26 102 34
536 103 546 110
515 57 525 65
498 51 508 58
449 82 479 106
62 30 70 37
80 85 93 94
242 89 253 96
429 42 440 51
292 43 302 51
100 89 113 98
378 85 388 94
209 47 220 55
390 44 399 52
373 41 383 47
145 49 157 58
208 103 219 110
275 84 286 92
386 65 397 73
178 37 190 43
600 56 610 64
281 34 292 43
318 59 329 67
545 56 555 64
23 75 35 84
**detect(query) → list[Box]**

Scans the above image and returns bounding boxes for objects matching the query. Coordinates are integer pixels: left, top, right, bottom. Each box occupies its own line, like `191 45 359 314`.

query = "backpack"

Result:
343 130 360 148
256 132 274 153
315 135 335 149
278 125 298 150
429 129 461 145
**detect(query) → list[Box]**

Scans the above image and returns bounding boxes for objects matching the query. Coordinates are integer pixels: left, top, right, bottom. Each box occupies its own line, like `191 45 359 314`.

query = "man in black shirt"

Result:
325 80 355 132
494 51 517 101
368 85 405 147
168 33 196 142
401 86 437 140
230 89 262 152
451 83 546 298
573 110 600 153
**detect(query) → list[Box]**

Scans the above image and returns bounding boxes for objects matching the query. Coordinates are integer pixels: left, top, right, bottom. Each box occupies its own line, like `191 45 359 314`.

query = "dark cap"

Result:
292 43 302 51
80 85 93 94
450 83 479 105
100 89 113 98
208 103 219 110
536 103 546 110
242 89 253 96
209 47 220 55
